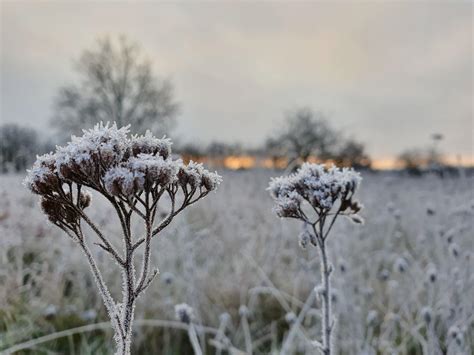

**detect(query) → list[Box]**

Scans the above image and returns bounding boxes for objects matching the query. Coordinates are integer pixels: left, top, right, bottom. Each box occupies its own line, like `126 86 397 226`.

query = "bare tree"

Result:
52 36 179 139
266 107 338 168
333 139 371 169
397 148 427 175
0 124 40 173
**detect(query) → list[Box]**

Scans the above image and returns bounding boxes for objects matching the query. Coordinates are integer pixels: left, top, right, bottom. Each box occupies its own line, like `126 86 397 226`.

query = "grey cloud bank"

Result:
1 1 472 159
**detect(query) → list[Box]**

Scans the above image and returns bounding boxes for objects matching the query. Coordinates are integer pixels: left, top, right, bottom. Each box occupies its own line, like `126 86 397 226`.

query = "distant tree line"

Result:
177 107 371 170
0 124 54 173
396 134 457 176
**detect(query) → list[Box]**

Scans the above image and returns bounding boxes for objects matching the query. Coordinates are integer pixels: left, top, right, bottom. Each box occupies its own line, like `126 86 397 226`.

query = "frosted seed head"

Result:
446 229 455 244
128 154 179 187
41 197 79 225
42 304 58 318
80 309 98 322
339 259 347 274
175 303 194 324
238 305 250 317
130 131 172 159
273 194 302 219
426 205 435 216
219 312 231 325
285 312 296 324
55 122 131 182
201 171 223 191
426 263 437 283
24 153 60 195
104 166 145 197
448 325 460 341
177 160 222 192
268 163 362 220
394 257 408 273
366 310 378 326
298 229 311 249
79 190 92 209
453 329 464 346
379 269 390 281
162 272 174 285
450 243 459 258
420 307 432 324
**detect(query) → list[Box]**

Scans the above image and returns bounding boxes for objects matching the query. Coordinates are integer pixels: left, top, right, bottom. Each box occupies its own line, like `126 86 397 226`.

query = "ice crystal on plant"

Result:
130 130 172 159
55 122 131 181
127 154 179 187
104 166 145 196
178 160 222 191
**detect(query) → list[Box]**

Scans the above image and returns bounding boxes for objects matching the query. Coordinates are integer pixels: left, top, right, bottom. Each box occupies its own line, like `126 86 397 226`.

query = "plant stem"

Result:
118 253 136 355
188 323 203 355
318 239 332 355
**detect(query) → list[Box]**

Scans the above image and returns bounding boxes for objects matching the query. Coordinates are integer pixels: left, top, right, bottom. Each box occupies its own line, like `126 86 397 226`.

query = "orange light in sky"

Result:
223 155 256 170
196 154 474 171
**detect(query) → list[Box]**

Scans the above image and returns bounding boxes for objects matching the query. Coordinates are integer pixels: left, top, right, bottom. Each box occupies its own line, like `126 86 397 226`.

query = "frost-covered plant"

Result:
23 122 221 354
268 163 362 354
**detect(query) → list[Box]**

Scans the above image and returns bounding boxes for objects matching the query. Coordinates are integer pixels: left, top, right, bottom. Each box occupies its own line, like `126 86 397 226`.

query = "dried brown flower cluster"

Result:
24 122 222 355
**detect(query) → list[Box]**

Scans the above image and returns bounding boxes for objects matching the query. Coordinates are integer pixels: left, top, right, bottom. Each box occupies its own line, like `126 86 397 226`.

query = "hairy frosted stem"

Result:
318 239 332 355
118 264 136 355
77 238 126 351
188 323 203 355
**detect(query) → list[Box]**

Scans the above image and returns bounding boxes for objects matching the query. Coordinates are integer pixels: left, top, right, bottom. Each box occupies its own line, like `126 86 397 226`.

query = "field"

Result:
1 170 473 354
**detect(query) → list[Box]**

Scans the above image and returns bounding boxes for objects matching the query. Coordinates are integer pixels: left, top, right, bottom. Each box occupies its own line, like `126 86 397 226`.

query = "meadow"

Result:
0 170 473 354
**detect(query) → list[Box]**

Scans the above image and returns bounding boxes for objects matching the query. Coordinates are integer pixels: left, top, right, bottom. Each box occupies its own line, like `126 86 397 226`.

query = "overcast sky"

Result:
1 1 472 160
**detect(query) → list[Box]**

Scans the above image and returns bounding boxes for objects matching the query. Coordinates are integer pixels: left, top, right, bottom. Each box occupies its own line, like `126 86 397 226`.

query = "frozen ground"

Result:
0 170 473 354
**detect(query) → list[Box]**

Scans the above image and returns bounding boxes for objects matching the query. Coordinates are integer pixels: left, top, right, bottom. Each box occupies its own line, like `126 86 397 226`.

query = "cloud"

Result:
1 1 472 158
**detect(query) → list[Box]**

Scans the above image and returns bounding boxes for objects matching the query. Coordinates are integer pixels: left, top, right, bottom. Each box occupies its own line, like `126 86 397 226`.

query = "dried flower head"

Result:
366 310 378 326
175 303 195 324
130 130 172 159
24 122 222 225
420 306 433 324
426 263 437 283
24 122 221 355
394 257 408 273
268 164 363 355
268 163 362 221
285 312 296 324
